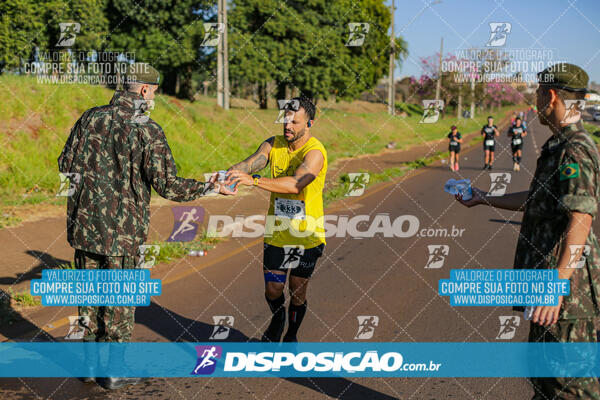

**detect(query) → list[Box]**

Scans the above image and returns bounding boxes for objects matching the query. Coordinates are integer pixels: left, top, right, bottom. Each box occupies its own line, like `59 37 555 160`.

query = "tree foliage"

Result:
229 0 407 107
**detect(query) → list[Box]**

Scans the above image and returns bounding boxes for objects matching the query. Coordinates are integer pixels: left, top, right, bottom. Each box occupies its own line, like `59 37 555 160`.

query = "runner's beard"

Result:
284 127 306 143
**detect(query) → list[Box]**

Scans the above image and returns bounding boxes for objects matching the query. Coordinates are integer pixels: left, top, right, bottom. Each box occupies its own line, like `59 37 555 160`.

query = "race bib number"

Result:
485 140 495 146
512 138 522 145
450 141 458 146
274 198 306 220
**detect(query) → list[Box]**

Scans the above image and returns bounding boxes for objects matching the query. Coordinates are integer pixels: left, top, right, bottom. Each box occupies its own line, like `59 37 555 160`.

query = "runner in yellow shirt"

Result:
227 96 327 342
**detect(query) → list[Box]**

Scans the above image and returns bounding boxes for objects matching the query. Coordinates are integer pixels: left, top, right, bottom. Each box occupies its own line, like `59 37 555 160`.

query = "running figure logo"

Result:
281 245 305 269
488 173 511 197
355 316 379 339
56 22 80 47
209 316 234 340
496 316 520 340
420 100 444 123
486 22 511 47
168 207 204 242
137 245 160 269
275 99 299 123
132 99 154 124
201 23 224 47
346 23 370 46
191 345 222 375
56 172 81 197
425 245 449 269
346 173 370 196
561 100 586 124
65 316 90 340
567 245 591 269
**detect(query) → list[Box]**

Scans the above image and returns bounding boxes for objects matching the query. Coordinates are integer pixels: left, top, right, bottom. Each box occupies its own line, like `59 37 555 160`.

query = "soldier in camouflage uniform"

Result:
58 63 235 389
458 63 600 399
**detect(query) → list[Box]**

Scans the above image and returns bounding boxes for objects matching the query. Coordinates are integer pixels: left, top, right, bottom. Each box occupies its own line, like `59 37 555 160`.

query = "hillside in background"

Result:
0 76 521 214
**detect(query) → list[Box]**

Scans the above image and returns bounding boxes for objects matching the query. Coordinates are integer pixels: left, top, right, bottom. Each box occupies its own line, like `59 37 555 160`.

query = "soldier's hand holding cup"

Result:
210 171 238 195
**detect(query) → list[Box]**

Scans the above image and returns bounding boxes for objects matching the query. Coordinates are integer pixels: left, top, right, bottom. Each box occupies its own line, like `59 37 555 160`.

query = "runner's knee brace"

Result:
264 271 286 284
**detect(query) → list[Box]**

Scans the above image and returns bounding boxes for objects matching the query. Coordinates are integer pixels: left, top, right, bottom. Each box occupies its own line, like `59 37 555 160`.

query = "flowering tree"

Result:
407 51 522 115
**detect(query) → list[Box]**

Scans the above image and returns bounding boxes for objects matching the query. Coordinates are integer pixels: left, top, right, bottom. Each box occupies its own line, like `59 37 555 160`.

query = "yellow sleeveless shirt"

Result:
264 135 327 249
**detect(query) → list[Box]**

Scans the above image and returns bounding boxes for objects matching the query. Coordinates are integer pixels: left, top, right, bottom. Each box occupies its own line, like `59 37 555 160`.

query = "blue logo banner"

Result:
0 342 597 378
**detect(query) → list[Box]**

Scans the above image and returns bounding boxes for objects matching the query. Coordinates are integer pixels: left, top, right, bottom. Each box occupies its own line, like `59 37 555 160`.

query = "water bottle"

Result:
524 306 535 320
444 179 459 195
218 170 237 191
444 178 472 200
455 179 473 201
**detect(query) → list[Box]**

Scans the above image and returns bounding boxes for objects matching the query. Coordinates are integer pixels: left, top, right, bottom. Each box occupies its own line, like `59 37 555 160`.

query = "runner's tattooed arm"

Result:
227 149 324 194
228 137 274 174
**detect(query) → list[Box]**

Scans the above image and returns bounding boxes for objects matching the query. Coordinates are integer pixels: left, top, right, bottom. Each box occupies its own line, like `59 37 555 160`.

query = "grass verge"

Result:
150 229 221 264
7 288 41 308
1 75 522 220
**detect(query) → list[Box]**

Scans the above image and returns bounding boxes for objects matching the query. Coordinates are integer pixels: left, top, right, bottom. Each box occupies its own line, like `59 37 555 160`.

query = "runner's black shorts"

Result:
449 144 460 153
511 144 523 152
483 143 495 152
263 243 325 279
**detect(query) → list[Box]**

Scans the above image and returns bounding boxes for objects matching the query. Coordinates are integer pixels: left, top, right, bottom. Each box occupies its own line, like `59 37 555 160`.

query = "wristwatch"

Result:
252 174 261 186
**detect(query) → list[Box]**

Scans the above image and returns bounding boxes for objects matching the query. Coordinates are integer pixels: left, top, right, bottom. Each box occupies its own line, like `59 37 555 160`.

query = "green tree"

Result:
0 0 55 71
0 0 109 72
105 0 212 99
229 0 406 108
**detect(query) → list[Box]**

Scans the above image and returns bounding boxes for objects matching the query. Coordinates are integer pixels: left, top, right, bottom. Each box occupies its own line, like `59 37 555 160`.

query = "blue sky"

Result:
392 0 600 82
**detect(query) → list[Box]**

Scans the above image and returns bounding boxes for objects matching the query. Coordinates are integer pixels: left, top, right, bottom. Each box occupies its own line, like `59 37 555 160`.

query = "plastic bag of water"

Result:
444 178 472 201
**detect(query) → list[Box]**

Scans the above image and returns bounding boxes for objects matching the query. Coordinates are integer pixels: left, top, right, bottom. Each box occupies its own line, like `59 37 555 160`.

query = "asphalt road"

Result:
5 111 596 399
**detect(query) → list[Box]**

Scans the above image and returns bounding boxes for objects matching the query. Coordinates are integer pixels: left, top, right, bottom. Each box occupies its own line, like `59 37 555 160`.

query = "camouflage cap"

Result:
537 63 589 93
125 62 160 85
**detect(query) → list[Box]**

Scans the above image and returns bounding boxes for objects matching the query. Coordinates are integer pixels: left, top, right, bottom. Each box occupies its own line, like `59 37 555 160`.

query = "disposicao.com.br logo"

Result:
192 348 442 375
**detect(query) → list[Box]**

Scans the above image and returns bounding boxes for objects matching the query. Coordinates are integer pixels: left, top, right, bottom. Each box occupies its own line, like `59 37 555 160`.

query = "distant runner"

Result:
481 116 500 170
508 116 528 171
447 125 462 171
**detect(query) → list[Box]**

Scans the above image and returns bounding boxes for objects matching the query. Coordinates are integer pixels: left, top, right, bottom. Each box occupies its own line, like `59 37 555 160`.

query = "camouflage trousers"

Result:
529 319 600 400
74 249 138 343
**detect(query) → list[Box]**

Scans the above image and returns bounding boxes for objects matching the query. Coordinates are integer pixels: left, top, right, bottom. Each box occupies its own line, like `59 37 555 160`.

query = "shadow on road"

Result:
0 299 397 399
489 218 522 226
0 250 71 286
138 302 399 399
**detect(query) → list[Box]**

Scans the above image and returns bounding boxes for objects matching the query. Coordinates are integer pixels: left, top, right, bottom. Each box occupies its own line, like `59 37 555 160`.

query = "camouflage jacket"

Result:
58 90 211 256
514 123 600 319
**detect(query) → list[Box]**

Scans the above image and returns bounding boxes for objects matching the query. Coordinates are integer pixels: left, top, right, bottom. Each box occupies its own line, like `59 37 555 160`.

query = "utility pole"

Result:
435 37 443 100
217 0 230 109
470 49 475 119
388 0 395 115
470 76 475 118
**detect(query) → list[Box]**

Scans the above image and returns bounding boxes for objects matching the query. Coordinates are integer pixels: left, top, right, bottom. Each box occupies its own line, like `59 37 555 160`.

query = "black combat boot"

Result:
78 340 98 384
97 344 145 390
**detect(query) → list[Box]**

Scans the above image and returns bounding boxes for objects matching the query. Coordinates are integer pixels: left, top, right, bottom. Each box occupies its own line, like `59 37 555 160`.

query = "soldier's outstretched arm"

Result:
143 128 214 201
457 189 529 211
228 137 274 174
